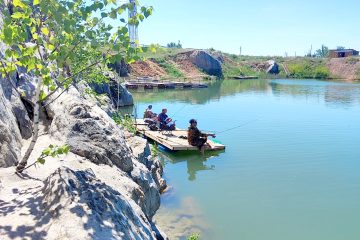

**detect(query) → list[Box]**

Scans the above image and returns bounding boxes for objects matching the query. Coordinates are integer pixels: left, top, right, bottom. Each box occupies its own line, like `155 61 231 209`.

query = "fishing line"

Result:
169 104 187 120
214 118 259 135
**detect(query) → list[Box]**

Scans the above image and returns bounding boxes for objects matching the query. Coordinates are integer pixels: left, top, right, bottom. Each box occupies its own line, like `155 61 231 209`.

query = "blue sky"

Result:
136 0 360 56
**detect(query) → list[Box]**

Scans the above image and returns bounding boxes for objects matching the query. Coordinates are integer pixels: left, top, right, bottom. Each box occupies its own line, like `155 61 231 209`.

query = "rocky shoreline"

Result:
0 72 168 239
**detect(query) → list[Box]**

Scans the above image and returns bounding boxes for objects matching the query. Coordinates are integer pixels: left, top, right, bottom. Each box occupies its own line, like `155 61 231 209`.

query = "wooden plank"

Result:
135 119 225 151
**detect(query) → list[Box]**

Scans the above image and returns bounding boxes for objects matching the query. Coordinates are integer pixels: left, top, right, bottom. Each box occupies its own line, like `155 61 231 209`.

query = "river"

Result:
127 79 360 240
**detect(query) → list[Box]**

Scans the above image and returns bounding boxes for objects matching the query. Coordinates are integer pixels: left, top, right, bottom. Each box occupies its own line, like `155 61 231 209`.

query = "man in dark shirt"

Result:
158 108 169 125
188 119 216 155
158 108 175 130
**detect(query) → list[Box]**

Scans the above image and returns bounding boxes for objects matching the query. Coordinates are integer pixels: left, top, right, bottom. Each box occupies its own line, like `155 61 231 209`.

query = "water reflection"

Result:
127 79 360 108
158 150 223 181
269 79 360 107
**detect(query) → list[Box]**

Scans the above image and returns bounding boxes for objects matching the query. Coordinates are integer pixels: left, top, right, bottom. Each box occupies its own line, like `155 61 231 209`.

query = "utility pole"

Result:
239 46 242 56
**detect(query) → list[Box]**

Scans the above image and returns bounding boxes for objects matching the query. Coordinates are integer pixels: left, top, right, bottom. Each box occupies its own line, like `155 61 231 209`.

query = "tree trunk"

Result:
16 77 42 173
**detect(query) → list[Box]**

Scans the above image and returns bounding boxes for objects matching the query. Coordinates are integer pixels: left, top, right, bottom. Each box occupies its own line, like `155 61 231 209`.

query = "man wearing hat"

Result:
188 119 216 155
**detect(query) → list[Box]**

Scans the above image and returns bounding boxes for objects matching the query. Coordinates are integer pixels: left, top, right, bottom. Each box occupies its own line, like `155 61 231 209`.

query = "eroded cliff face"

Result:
0 6 166 237
0 84 167 240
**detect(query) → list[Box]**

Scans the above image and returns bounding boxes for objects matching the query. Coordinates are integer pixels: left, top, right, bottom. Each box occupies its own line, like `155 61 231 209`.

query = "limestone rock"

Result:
89 78 133 107
48 87 134 173
41 167 159 240
0 73 22 167
108 59 130 77
190 50 223 77
126 134 167 193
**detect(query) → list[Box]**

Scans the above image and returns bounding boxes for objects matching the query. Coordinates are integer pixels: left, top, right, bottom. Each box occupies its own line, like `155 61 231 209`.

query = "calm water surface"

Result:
128 79 360 240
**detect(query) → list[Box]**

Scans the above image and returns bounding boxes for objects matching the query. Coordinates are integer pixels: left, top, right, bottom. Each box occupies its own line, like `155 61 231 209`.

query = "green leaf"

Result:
3 27 13 42
101 12 108 18
109 9 117 19
13 0 26 8
39 90 47 101
144 7 153 18
37 158 45 164
41 27 49 35
11 12 25 19
63 145 70 154
33 0 40 6
42 148 51 155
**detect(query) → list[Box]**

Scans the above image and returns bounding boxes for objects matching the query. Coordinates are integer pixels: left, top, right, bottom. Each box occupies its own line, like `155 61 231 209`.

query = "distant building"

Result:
329 49 359 58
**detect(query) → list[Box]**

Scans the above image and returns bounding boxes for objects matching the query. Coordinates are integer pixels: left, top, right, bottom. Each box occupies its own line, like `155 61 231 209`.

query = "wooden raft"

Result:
135 119 225 151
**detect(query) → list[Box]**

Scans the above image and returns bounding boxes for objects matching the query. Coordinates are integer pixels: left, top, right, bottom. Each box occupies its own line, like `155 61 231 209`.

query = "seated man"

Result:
188 119 216 155
144 105 156 119
158 108 175 130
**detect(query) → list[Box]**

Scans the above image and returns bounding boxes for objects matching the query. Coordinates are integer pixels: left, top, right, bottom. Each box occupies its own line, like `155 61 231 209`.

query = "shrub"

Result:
112 113 137 134
156 59 184 78
187 233 200 240
355 68 360 80
346 57 359 65
313 66 330 79
287 60 330 79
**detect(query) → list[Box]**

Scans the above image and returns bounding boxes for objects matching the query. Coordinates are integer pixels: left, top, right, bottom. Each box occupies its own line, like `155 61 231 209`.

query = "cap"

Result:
189 119 197 124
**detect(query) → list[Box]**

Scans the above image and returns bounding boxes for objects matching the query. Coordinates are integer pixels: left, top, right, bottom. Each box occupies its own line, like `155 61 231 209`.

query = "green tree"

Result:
0 0 153 172
337 46 346 50
167 40 182 48
315 45 329 58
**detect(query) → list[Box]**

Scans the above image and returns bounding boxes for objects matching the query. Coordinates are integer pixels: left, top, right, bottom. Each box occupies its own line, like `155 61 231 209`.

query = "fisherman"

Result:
144 105 157 119
158 108 175 130
158 108 171 124
188 119 216 155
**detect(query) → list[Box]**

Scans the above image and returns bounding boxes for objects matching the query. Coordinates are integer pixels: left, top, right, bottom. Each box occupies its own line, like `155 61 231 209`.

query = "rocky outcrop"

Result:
42 167 159 240
108 59 130 77
46 87 165 221
0 50 32 167
127 135 167 193
89 79 134 108
48 87 134 172
266 60 280 74
0 3 166 238
190 50 223 77
0 82 22 167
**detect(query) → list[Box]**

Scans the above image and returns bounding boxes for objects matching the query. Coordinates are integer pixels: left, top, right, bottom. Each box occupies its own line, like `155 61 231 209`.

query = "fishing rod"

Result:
213 119 259 135
168 104 187 120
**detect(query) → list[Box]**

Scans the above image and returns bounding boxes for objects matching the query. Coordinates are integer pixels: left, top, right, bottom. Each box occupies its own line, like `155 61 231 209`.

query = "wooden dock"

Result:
231 76 258 80
125 81 208 90
135 119 225 151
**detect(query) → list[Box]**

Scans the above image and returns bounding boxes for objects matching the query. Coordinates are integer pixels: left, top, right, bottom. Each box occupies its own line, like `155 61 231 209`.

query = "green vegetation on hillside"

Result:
356 68 360 80
140 45 190 59
156 59 185 78
287 59 330 79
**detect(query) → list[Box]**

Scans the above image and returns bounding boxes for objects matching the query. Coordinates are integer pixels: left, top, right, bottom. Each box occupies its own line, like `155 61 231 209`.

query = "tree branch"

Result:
42 51 123 104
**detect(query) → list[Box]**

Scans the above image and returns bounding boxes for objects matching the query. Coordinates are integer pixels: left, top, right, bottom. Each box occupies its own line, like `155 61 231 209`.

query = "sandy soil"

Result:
327 57 360 80
130 60 167 78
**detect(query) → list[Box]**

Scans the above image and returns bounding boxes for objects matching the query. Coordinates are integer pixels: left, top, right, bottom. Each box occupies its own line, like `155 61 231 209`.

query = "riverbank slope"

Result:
126 47 360 81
